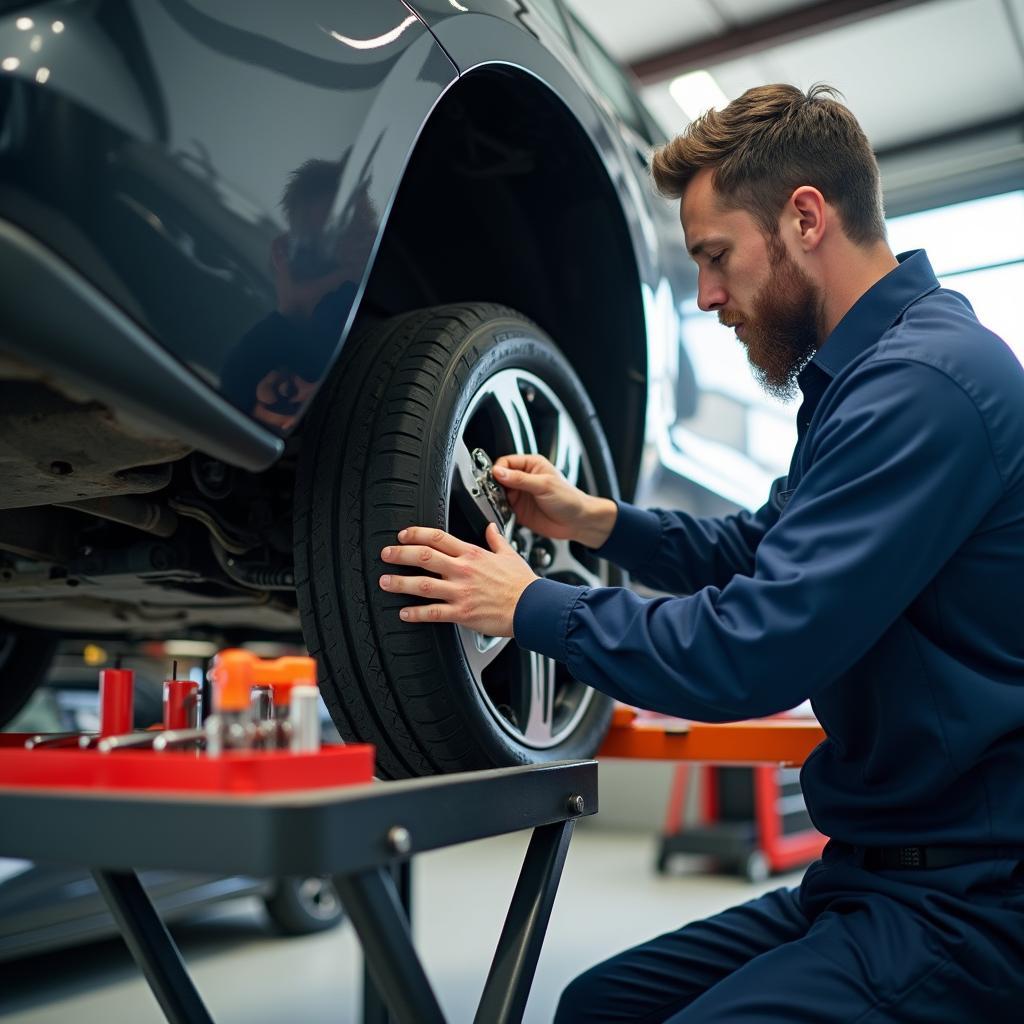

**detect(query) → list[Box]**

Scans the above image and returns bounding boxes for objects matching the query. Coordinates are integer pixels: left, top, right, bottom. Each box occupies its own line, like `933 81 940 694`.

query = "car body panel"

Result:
0 0 457 450
0 1 695 471
0 0 705 636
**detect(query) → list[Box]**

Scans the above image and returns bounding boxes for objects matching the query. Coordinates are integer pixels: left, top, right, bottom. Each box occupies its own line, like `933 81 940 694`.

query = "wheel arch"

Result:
356 65 649 501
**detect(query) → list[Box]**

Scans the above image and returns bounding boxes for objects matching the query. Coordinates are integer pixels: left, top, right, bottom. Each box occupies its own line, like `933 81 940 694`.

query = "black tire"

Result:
294 303 619 778
0 626 60 728
263 876 344 935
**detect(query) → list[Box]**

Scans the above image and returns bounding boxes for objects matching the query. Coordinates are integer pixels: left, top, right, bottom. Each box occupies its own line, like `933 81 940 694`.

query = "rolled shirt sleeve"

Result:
513 359 1004 721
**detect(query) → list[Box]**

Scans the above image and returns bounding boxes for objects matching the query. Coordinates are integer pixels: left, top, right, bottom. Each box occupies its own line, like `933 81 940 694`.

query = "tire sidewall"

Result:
403 316 619 766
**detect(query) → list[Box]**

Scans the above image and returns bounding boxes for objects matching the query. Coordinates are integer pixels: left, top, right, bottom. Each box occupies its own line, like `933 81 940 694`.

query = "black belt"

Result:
861 845 1024 870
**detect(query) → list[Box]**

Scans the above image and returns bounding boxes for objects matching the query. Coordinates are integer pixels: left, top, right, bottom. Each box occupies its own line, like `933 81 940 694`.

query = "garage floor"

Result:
0 827 802 1023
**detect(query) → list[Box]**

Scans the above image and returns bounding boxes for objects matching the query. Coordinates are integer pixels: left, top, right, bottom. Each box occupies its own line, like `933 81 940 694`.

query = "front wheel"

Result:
294 304 619 778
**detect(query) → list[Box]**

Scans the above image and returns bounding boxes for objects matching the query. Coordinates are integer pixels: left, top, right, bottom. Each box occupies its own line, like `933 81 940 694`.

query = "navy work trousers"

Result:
554 843 1024 1023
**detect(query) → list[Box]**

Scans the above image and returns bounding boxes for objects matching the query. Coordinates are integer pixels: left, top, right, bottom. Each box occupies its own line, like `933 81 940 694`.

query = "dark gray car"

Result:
0 1 695 776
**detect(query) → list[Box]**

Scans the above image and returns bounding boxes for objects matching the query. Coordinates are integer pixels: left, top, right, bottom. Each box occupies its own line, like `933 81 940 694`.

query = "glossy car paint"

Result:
0 0 455 431
0 0 694 500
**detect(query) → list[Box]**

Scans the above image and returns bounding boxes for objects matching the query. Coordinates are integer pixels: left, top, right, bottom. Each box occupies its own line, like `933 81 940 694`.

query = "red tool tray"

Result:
0 734 375 794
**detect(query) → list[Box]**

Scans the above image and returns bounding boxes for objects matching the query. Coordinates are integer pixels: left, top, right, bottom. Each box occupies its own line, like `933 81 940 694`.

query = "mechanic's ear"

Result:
789 186 826 252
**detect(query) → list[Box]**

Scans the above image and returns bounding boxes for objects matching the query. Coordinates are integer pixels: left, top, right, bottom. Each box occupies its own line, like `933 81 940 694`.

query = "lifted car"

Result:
0 1 694 775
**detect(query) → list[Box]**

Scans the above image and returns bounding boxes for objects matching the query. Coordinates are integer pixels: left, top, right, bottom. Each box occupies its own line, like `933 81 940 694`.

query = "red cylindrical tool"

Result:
163 679 201 730
99 668 134 737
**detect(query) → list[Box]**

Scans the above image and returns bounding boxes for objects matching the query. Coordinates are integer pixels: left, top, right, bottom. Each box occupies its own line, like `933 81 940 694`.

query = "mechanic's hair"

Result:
650 83 886 245
280 158 342 225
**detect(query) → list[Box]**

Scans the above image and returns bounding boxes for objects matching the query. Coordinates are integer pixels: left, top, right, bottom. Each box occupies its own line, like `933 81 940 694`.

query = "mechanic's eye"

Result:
710 252 725 266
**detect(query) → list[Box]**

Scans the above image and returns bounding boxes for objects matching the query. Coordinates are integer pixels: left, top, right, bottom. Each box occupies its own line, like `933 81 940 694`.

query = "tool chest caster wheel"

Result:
263 876 344 935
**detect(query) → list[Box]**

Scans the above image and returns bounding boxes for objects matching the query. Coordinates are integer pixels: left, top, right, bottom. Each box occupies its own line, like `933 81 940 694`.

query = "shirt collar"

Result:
809 249 940 382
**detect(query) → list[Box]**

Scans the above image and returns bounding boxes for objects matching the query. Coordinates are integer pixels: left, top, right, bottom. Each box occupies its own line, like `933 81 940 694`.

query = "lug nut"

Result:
530 545 554 570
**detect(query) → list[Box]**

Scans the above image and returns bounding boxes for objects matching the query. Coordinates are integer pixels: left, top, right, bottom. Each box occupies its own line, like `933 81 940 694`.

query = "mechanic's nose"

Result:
697 275 727 313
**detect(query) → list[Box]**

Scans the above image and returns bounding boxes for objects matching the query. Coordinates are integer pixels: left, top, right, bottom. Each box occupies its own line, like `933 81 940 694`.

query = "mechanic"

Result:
379 83 1024 1021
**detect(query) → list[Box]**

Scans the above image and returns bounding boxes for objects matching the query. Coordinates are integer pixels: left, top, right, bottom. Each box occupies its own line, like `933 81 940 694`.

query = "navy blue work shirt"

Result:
515 250 1024 848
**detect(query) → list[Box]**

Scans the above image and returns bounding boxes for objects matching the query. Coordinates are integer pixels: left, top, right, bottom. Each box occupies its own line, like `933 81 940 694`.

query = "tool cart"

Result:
1 649 598 1024
596 707 827 881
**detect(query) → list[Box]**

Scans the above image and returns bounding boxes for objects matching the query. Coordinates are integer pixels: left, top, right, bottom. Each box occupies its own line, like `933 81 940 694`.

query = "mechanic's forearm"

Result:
575 496 618 549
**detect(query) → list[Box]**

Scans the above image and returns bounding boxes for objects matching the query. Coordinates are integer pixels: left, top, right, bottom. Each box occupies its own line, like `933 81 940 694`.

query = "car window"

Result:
528 0 573 45
566 12 653 145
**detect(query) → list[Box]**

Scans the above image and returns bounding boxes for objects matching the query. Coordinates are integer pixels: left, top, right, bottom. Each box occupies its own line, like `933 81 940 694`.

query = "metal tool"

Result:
204 650 259 755
205 649 319 754
97 731 160 753
250 684 274 723
24 732 97 750
470 447 514 529
289 685 321 753
151 728 205 752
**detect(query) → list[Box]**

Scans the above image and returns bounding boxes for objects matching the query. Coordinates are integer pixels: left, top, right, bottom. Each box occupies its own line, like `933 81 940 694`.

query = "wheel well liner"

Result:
360 67 647 500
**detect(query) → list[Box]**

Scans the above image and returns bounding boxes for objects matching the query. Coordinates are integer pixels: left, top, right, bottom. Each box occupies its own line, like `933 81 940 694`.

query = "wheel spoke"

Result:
547 538 603 589
449 367 597 749
521 650 557 745
491 375 539 455
457 625 512 676
551 408 584 488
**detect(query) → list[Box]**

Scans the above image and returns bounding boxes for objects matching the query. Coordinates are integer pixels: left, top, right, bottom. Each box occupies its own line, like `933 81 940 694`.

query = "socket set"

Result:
0 649 374 793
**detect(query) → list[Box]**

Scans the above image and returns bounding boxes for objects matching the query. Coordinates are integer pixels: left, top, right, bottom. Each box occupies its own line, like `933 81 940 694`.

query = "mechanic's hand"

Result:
379 523 538 636
492 454 617 547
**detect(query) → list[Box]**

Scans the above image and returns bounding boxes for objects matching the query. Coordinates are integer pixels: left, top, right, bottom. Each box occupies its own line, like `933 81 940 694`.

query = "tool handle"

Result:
208 649 317 712
99 668 134 737
163 679 201 730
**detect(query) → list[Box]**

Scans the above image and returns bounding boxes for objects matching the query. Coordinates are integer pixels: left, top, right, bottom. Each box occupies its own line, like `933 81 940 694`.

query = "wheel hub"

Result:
446 368 609 749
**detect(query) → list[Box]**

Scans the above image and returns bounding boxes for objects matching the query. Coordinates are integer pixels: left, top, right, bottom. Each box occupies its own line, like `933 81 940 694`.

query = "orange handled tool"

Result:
208 649 317 713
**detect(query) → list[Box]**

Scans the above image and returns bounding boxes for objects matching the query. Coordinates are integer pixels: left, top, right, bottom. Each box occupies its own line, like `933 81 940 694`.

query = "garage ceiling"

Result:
566 0 1024 214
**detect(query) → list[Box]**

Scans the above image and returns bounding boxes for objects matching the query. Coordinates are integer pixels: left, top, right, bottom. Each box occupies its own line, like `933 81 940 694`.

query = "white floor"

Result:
0 828 803 1023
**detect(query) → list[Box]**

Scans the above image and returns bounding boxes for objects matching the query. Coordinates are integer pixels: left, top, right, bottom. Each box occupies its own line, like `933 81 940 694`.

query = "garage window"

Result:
886 190 1024 362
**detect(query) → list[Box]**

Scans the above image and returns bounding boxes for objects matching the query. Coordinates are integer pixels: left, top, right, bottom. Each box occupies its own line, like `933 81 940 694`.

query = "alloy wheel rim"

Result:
446 366 608 749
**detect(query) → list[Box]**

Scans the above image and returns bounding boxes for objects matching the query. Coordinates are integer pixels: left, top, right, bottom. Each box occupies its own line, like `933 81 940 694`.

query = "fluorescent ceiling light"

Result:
669 70 729 120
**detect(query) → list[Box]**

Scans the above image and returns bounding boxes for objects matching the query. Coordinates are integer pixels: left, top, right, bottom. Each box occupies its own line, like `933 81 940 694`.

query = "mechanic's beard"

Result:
727 238 822 402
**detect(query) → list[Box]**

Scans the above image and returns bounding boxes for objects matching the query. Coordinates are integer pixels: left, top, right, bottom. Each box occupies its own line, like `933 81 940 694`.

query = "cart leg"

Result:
92 869 214 1024
361 862 412 1024
336 863 444 1024
474 819 575 1024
